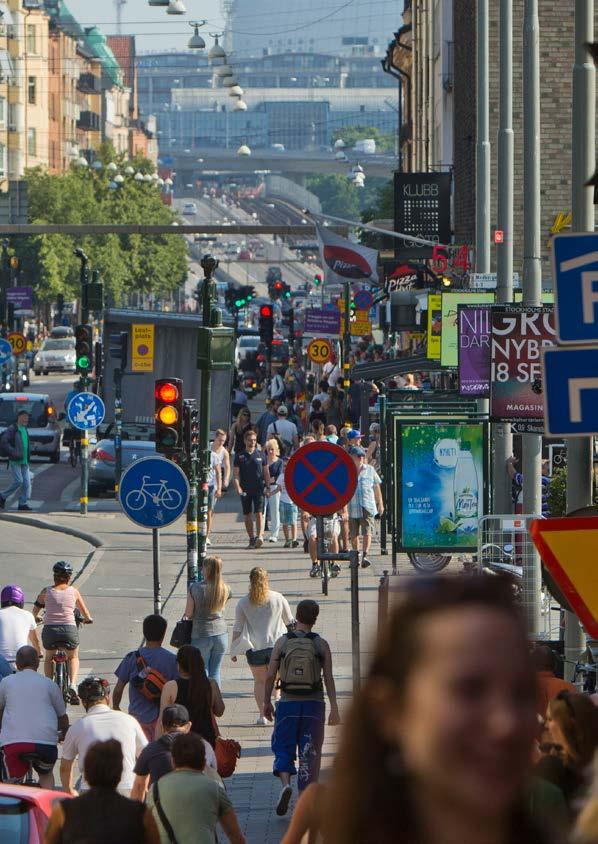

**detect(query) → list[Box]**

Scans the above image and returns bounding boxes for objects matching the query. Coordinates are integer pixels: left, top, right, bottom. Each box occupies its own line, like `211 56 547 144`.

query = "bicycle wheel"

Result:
125 489 147 511
55 662 68 705
321 560 329 596
162 488 183 510
69 446 77 468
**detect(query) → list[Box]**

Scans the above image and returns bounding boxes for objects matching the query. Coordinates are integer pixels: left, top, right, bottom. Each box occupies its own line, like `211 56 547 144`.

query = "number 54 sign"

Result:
431 244 471 274
307 338 333 365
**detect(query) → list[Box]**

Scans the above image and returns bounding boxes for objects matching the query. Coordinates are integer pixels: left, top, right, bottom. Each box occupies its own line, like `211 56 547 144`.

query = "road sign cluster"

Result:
544 234 598 436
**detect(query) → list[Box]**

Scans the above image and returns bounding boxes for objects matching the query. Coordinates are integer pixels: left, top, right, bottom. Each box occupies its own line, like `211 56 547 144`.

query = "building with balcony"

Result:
48 20 79 173
108 34 157 164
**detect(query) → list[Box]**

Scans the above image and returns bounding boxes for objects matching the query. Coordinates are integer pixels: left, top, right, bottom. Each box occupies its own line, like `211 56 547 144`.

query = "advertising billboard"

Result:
440 292 494 367
490 306 556 425
399 422 487 552
458 305 491 397
427 293 442 359
393 172 452 260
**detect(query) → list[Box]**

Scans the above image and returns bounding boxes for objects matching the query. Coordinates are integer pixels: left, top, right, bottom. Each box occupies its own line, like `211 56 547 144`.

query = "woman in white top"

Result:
231 567 293 725
207 429 229 546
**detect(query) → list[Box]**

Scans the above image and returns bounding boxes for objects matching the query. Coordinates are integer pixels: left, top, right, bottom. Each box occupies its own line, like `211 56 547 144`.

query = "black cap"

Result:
162 704 190 727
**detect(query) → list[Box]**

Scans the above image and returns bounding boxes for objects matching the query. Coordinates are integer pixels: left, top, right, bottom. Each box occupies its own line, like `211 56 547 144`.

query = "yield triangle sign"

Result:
530 517 598 637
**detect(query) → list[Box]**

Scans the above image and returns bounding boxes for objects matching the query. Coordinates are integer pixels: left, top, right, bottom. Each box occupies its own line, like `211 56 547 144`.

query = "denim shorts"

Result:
246 647 273 666
42 624 79 650
280 501 298 525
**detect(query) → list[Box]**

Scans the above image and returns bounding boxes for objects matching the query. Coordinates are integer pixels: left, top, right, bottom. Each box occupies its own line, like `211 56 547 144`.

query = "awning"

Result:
351 354 442 381
0 49 14 82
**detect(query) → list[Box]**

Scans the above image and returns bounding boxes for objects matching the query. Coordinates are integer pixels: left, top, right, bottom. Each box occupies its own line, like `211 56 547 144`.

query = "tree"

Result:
306 174 361 219
331 125 396 154
15 146 188 306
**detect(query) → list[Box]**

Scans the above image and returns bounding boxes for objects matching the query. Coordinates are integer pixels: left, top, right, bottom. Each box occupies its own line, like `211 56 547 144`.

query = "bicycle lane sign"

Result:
118 455 190 529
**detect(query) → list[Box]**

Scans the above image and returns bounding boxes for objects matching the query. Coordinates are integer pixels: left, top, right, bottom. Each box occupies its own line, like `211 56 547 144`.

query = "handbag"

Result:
170 618 192 649
152 781 179 844
230 623 253 657
212 714 241 778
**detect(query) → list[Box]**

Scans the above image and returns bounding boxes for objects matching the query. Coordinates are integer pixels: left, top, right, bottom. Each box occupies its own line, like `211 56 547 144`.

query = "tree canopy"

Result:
331 125 396 154
15 142 188 306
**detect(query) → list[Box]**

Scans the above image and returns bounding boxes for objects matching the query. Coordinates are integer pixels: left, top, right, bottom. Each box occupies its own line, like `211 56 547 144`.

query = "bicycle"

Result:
311 516 341 596
49 610 93 705
125 476 183 511
68 438 82 468
1 749 41 786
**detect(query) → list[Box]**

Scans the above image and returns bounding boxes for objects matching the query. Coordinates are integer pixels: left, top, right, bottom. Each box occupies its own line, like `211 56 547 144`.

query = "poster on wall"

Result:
399 422 487 553
458 305 491 397
440 292 494 367
490 306 556 428
427 293 442 359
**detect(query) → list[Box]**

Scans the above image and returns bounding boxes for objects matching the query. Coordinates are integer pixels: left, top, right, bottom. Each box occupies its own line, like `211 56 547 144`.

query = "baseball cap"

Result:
369 423 380 433
349 446 366 457
162 704 190 727
277 405 288 416
347 429 362 440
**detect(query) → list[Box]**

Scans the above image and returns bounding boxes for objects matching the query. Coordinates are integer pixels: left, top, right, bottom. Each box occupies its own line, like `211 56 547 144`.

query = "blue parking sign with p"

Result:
553 233 598 344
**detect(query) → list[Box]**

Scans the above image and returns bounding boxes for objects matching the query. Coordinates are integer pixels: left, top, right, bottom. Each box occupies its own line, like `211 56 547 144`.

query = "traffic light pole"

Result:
342 281 351 425
75 249 91 516
114 368 123 492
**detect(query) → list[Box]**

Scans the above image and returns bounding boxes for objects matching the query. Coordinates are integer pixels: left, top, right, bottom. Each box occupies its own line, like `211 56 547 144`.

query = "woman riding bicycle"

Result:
33 561 93 704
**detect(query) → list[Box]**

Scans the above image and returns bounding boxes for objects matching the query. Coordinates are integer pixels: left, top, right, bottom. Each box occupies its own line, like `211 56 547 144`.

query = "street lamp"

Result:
188 21 206 50
76 156 88 167
222 76 238 88
237 144 251 156
107 161 118 172
167 0 186 13
124 165 135 175
216 64 233 77
164 177 174 186
114 174 124 184
148 0 169 5
91 160 103 171
229 85 243 97
134 172 144 182
208 34 226 61
233 100 247 111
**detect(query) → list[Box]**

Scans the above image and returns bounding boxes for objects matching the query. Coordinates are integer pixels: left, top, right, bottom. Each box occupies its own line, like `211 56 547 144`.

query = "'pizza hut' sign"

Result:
384 264 418 293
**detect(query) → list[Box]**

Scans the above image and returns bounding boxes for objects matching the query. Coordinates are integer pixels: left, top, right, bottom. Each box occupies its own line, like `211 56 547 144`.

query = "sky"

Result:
72 0 225 53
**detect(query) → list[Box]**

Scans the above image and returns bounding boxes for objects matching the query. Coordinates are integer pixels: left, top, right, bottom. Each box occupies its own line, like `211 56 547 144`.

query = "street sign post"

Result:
307 338 332 365
285 441 357 516
542 346 598 436
7 331 26 356
67 391 106 518
119 455 191 614
354 289 374 311
552 232 598 344
303 308 341 338
0 338 11 365
531 517 598 638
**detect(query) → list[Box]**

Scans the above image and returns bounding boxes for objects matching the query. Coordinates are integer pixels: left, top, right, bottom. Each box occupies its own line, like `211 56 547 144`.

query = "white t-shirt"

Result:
233 591 293 651
267 418 298 447
0 669 66 746
311 391 329 411
62 703 148 792
207 450 220 487
323 362 341 387
0 606 36 663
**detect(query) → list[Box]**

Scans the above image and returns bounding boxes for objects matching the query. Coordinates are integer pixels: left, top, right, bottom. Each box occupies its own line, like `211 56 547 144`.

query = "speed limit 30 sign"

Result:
307 337 333 365
7 331 26 356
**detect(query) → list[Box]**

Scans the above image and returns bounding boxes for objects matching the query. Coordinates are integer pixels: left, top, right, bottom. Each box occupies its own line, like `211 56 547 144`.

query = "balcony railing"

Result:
77 110 100 132
77 73 101 94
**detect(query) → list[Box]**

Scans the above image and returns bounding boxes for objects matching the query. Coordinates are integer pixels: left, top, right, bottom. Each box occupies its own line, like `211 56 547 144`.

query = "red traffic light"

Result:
274 281 283 290
156 382 179 403
260 304 273 318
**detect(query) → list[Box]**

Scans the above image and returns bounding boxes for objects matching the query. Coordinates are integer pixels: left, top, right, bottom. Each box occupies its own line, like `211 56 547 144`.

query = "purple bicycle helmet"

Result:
1 585 24 608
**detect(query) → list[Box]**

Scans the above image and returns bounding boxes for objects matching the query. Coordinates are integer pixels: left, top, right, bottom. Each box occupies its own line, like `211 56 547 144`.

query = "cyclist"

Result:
33 561 93 704
0 646 69 789
63 381 82 462
0 584 42 667
307 513 341 578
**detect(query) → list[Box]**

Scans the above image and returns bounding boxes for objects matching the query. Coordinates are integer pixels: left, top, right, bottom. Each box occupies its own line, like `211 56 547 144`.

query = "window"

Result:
0 143 5 176
8 103 16 130
0 98 5 126
26 24 36 54
27 76 36 105
27 127 36 157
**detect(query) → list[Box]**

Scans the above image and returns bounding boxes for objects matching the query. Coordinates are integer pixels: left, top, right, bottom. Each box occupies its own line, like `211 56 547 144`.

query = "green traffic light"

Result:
235 299 243 308
77 355 90 370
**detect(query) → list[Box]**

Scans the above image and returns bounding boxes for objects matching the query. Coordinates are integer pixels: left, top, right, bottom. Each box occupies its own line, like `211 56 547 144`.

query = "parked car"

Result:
89 438 157 495
0 393 61 463
182 202 198 216
0 784 72 843
33 338 76 376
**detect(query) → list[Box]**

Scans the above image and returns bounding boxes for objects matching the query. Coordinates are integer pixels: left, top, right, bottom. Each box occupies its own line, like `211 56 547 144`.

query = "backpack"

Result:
272 423 292 457
279 632 322 696
131 651 167 701
0 427 12 459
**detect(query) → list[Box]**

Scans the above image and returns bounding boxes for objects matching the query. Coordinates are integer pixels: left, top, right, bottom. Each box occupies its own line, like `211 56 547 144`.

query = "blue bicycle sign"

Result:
119 455 189 529
125 476 184 512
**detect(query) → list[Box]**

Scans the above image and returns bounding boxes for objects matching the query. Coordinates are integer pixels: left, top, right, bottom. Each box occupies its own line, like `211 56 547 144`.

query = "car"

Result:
50 326 74 338
271 143 285 152
0 393 61 462
89 438 157 495
238 248 252 261
33 338 76 376
182 202 198 216
235 335 260 367
256 339 290 366
0 783 72 842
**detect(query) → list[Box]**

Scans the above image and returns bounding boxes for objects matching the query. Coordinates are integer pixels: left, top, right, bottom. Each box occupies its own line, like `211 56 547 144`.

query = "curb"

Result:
0 513 105 589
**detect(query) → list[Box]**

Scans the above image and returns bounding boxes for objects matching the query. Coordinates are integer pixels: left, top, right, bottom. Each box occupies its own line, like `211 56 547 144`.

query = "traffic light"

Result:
232 285 255 310
314 273 322 286
259 303 274 346
75 324 93 374
183 399 199 457
288 308 294 339
283 282 291 300
108 331 128 371
155 378 183 454
272 280 284 299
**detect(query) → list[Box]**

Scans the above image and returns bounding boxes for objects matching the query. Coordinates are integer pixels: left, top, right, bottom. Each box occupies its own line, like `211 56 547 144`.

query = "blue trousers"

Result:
1 463 31 506
272 699 325 791
192 632 228 688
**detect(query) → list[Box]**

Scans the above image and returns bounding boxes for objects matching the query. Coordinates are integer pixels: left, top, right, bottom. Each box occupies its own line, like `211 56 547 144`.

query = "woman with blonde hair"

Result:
231 567 293 725
185 556 231 687
265 438 283 543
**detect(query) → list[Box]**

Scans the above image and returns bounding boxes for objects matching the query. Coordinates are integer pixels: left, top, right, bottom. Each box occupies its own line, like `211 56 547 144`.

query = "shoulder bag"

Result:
170 618 192 649
152 781 179 844
212 713 242 778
